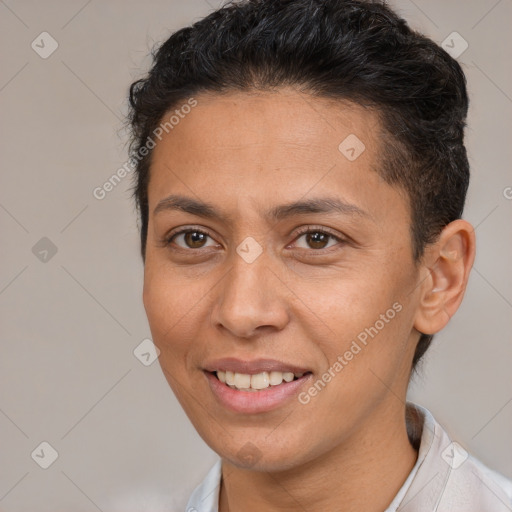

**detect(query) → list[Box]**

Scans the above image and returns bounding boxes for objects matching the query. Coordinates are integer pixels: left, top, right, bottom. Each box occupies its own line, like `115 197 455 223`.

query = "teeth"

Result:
269 371 284 386
251 372 269 390
215 370 306 390
283 372 294 382
234 372 251 389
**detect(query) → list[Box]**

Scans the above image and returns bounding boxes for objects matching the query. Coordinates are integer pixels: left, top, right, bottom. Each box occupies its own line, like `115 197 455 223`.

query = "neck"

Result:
219 401 418 512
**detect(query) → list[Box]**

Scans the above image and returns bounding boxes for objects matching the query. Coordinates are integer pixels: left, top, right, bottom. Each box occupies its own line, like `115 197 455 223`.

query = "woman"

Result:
127 1 512 510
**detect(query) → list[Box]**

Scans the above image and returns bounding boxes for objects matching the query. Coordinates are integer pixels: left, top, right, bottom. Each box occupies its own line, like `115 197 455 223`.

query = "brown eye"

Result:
293 229 342 250
168 229 217 249
305 232 330 249
183 231 208 248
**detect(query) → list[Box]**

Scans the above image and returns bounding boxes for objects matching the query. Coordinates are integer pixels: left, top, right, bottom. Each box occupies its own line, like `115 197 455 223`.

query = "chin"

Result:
206 431 312 473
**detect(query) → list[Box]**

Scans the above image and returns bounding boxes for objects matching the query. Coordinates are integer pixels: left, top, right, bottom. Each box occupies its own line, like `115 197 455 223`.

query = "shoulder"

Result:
439 451 512 511
408 403 512 512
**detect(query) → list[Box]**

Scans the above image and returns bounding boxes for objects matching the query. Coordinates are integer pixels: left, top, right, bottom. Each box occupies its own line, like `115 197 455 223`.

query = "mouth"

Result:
203 359 313 413
209 369 312 392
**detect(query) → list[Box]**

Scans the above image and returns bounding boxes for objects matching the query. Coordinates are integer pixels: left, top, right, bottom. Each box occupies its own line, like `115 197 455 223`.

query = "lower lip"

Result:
204 371 312 414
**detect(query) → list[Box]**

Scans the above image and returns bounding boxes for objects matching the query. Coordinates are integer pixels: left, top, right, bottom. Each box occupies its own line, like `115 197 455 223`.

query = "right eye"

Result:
165 228 220 250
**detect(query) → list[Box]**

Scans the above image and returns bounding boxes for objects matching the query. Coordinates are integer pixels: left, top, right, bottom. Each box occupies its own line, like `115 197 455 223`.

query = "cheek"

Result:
143 267 204 409
143 261 202 360
309 275 398 336
305 266 415 375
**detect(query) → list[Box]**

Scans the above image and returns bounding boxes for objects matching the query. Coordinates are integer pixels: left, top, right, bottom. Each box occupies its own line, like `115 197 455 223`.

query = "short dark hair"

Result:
127 0 470 370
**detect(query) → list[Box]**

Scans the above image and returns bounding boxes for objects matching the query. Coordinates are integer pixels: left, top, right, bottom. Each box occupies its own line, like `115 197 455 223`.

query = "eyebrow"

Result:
153 194 370 223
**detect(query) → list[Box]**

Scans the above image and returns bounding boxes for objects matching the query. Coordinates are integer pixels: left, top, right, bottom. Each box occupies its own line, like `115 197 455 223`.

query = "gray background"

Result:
0 0 511 510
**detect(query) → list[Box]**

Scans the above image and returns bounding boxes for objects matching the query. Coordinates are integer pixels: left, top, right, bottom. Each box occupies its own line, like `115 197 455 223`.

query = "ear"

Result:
414 219 476 335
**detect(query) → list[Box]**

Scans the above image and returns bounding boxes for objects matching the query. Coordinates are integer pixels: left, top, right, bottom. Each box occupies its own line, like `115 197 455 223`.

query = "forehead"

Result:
147 88 406 223
152 88 380 161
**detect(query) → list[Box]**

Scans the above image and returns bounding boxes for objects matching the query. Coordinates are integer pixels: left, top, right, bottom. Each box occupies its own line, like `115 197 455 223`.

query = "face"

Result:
143 88 424 471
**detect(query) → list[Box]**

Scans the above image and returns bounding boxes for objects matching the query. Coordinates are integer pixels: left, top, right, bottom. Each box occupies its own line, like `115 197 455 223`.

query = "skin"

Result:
142 88 476 511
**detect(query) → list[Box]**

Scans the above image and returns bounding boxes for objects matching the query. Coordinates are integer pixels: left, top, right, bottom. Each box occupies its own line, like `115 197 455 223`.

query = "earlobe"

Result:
414 220 476 335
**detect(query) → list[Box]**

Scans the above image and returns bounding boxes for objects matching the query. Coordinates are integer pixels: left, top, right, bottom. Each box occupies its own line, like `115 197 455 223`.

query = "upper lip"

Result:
203 357 311 375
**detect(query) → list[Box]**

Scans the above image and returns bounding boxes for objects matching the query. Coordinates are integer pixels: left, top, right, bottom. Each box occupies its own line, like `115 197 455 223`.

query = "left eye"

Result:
293 230 342 250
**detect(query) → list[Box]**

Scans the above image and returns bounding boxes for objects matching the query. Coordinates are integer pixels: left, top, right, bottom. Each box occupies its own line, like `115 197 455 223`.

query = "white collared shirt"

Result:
185 403 512 511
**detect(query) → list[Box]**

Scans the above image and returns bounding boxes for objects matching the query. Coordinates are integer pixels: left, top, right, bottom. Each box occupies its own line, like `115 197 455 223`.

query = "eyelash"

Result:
164 225 346 252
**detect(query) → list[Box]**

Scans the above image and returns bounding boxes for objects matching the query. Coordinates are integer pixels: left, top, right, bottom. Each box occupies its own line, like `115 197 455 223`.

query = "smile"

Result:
204 369 312 414
215 370 308 391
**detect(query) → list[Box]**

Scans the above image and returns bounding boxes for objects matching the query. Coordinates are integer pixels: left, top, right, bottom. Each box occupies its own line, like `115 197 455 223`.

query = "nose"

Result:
210 248 290 339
